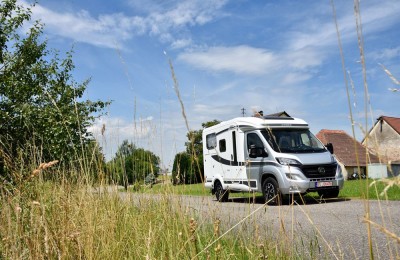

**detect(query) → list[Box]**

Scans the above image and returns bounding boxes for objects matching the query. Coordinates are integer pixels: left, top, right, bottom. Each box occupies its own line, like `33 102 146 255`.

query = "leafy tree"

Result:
0 0 109 181
144 173 156 186
172 120 220 184
202 120 221 129
108 140 160 188
171 152 190 185
84 140 107 183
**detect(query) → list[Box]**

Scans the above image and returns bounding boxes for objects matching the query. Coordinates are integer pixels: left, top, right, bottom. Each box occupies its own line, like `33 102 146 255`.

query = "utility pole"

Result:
241 107 246 117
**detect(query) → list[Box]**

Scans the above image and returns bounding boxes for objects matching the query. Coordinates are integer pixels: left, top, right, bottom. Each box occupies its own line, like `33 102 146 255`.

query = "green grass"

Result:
134 182 263 199
139 182 209 196
136 178 400 201
340 179 400 200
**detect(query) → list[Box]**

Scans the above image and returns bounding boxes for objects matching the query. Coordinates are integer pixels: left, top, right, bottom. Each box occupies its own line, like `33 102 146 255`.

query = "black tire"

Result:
318 188 339 199
262 177 282 205
214 181 229 202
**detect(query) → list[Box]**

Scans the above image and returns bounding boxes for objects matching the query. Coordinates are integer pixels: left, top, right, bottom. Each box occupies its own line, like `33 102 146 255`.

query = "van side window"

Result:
206 133 217 149
219 139 226 152
247 133 267 156
247 133 263 149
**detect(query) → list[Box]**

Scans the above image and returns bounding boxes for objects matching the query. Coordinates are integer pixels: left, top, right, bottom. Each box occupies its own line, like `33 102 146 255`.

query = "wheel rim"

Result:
265 182 275 201
216 183 222 199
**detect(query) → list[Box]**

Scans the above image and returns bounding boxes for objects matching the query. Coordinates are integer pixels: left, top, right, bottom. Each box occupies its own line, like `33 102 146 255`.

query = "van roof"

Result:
205 116 309 132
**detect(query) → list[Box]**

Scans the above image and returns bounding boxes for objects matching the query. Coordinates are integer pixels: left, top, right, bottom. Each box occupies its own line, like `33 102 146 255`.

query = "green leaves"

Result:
107 140 160 186
0 0 109 177
172 120 220 185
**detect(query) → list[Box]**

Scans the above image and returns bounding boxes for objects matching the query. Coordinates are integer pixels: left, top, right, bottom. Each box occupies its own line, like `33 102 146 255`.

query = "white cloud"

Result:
193 104 237 118
171 38 192 49
177 1 400 78
281 73 312 85
288 1 400 51
369 46 400 61
358 2 400 32
178 45 282 75
89 115 154 136
88 116 155 154
26 3 142 48
24 0 228 49
178 45 323 79
285 49 323 70
137 0 228 45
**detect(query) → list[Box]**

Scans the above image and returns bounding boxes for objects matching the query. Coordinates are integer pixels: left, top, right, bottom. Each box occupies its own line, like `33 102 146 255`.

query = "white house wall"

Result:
364 120 400 162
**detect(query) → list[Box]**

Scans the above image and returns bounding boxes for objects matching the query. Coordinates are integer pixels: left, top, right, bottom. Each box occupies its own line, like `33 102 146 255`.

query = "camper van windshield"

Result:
261 129 326 153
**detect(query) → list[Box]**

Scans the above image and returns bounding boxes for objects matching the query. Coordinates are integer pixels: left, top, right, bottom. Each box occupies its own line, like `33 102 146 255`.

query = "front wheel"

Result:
262 177 282 205
214 181 229 202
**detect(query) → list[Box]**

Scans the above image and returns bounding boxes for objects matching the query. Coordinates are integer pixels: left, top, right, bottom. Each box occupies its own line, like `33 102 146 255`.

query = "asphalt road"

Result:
161 196 400 259
122 192 400 259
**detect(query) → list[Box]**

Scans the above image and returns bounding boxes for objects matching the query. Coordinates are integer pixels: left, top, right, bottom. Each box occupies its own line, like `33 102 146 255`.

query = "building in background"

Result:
316 129 381 179
362 116 400 176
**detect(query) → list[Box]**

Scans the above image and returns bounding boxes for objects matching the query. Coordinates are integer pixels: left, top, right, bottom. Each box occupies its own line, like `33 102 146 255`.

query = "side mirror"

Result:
249 145 268 158
326 143 334 154
249 145 258 158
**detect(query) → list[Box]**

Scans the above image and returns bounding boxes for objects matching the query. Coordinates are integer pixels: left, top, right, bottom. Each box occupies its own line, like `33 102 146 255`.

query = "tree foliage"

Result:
171 152 191 185
107 140 160 188
0 0 109 181
172 120 220 184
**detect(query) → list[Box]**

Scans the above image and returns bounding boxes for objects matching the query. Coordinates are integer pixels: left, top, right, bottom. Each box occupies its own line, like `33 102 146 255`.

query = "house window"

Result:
219 139 226 152
206 133 217 149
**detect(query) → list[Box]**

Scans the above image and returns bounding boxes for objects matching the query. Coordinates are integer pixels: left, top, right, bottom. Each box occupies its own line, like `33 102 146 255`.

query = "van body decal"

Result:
224 179 257 188
211 155 246 166
211 155 279 167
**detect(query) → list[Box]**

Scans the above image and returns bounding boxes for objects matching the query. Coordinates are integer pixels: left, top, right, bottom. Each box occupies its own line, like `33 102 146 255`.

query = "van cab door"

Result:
245 131 269 190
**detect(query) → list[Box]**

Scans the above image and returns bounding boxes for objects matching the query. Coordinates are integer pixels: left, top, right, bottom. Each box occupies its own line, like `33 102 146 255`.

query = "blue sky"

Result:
22 0 400 169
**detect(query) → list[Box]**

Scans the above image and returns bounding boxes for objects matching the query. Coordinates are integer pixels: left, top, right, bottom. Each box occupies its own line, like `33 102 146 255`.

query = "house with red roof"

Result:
316 129 380 179
362 116 400 163
362 116 400 176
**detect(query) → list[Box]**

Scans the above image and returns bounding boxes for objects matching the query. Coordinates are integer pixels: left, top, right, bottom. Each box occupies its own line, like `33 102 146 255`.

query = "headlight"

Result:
336 164 343 178
285 173 302 180
276 157 302 166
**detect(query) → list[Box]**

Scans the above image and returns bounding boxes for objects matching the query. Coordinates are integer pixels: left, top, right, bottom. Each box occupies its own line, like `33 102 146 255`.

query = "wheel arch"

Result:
261 173 277 188
211 177 224 194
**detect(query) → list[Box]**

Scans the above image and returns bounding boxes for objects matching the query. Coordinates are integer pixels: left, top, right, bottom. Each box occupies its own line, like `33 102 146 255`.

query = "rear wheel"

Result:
214 181 229 202
318 188 339 199
262 177 282 205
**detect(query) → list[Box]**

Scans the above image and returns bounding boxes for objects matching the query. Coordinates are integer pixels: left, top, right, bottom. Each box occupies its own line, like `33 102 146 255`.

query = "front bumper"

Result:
279 164 344 194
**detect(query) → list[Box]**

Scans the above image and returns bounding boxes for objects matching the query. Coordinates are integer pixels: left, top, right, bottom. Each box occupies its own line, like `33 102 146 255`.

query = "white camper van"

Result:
202 116 344 205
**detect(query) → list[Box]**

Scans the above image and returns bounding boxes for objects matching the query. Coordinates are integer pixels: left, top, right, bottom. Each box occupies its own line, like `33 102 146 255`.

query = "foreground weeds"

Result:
0 180 308 259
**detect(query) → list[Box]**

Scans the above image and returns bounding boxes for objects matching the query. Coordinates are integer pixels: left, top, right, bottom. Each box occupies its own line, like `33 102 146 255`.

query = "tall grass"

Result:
331 0 400 259
1 172 313 259
1 1 400 260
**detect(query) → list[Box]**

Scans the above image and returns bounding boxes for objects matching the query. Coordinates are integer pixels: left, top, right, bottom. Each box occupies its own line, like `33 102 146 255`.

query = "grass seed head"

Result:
214 218 220 237
31 160 59 178
214 243 222 253
189 218 197 242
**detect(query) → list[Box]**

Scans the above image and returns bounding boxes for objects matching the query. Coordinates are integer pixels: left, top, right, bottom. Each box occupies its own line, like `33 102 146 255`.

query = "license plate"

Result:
316 182 333 188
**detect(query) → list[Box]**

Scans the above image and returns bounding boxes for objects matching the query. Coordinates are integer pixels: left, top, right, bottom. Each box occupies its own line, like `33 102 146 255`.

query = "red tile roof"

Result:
316 129 380 166
380 116 400 135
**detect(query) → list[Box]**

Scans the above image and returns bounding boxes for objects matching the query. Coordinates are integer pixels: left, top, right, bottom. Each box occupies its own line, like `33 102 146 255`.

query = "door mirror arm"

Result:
326 143 334 154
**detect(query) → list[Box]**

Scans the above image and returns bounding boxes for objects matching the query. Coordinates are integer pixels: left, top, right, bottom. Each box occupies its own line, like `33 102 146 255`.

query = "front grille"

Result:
301 163 337 178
